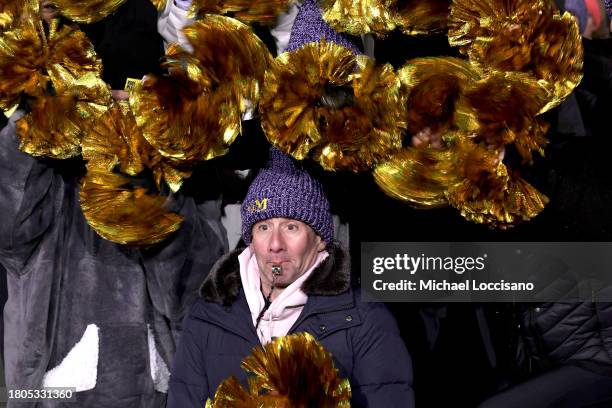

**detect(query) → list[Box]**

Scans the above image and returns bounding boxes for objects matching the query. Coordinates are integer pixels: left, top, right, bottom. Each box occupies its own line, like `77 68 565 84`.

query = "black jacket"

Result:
167 244 415 407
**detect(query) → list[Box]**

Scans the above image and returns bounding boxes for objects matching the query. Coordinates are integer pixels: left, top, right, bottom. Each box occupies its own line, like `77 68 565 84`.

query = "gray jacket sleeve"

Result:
0 112 65 274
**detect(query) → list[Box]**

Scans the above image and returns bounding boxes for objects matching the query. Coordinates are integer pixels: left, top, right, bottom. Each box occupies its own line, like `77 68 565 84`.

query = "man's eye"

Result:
287 224 297 231
258 224 268 231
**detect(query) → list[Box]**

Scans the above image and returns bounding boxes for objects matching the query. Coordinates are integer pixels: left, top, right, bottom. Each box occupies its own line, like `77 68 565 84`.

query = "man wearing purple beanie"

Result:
167 148 415 407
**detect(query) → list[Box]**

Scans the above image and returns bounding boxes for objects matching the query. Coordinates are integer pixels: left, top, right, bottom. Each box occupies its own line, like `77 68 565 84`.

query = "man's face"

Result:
251 218 325 290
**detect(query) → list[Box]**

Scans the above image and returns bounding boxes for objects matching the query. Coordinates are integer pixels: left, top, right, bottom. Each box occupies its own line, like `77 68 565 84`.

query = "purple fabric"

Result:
241 148 334 246
565 0 589 33
285 0 362 54
605 0 612 20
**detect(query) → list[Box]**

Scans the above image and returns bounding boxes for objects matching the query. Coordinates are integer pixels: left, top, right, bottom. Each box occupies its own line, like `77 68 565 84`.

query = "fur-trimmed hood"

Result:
200 242 351 305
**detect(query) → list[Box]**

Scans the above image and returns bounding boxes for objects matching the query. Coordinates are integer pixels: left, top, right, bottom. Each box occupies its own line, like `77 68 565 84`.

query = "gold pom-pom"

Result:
130 16 272 165
318 0 396 35
0 17 105 108
182 15 271 98
79 168 183 246
319 0 450 36
459 71 551 163
314 59 405 171
261 41 356 161
531 12 584 113
191 0 293 24
16 92 82 158
261 41 404 172
83 103 193 192
130 73 241 165
80 105 184 246
16 73 110 159
50 0 127 23
392 0 451 35
447 0 555 67
0 18 110 158
447 167 549 229
0 18 47 110
206 377 260 408
445 140 548 228
207 333 351 408
82 104 151 176
373 146 458 208
447 0 583 112
398 57 480 136
374 135 549 227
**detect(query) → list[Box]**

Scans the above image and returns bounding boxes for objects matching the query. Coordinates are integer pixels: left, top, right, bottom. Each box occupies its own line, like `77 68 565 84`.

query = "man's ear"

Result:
317 239 325 252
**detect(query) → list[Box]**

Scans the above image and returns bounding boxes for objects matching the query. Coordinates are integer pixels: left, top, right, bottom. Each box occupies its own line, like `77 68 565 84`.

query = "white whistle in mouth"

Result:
271 265 282 276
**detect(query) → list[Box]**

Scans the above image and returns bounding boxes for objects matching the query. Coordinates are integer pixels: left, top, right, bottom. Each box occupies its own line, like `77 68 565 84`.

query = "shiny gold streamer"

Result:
80 105 185 246
261 41 404 172
130 16 271 165
321 0 561 226
191 0 293 24
50 0 126 23
206 333 351 407
318 0 396 35
392 0 451 35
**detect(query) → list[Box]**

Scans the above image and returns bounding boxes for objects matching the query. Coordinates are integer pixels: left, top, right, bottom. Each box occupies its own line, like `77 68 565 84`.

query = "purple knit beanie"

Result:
285 0 363 54
241 148 334 246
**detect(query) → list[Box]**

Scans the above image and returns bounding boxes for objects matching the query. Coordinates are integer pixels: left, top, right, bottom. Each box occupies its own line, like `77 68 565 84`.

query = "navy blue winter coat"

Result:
167 244 415 407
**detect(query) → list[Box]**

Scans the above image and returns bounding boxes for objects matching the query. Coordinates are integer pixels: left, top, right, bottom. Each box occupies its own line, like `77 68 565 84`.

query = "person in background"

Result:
1 2 228 407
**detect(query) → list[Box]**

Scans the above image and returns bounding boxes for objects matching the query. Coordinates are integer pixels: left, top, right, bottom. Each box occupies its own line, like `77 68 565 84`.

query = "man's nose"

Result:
268 228 285 252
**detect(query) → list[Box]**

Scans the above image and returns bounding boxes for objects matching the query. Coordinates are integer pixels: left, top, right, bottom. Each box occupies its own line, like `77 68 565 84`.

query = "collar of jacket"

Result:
199 241 351 305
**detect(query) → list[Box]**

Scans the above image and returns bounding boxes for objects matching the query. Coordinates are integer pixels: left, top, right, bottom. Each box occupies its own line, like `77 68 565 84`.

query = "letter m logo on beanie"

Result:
247 198 269 212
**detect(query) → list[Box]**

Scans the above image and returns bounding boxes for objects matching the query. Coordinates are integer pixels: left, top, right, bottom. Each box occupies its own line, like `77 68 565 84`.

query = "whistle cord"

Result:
255 274 277 330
